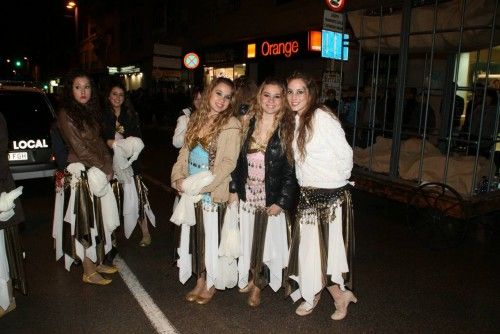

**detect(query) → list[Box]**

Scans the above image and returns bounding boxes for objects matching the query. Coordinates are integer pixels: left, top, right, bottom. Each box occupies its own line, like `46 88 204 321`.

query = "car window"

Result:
0 91 55 142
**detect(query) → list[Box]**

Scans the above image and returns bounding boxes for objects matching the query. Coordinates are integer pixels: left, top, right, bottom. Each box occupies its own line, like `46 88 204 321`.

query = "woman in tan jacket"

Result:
171 77 241 304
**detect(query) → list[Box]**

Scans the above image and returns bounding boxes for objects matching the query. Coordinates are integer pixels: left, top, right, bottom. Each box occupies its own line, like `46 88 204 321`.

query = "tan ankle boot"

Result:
330 288 357 320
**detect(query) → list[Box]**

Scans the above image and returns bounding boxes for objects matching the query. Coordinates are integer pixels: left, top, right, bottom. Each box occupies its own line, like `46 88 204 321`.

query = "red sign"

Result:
261 40 299 58
183 52 200 69
325 0 346 12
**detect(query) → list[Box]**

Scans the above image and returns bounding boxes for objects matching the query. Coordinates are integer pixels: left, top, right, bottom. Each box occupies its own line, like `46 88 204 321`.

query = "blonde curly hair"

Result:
184 77 236 149
251 78 295 164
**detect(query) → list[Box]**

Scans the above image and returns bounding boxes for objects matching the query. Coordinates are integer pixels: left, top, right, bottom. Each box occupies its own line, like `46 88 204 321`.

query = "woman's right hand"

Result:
173 179 184 193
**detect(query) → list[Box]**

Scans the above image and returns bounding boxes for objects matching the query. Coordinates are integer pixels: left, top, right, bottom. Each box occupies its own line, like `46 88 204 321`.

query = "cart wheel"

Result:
406 182 468 250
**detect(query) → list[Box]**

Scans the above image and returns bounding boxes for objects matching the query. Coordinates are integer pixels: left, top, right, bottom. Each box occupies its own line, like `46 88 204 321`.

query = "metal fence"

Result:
338 0 500 199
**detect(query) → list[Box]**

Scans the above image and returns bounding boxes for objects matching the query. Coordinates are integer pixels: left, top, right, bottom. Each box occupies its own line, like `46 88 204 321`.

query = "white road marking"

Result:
143 174 176 193
114 255 179 334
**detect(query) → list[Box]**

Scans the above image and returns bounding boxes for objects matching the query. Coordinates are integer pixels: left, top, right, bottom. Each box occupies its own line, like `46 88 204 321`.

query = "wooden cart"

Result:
338 0 500 249
352 168 500 249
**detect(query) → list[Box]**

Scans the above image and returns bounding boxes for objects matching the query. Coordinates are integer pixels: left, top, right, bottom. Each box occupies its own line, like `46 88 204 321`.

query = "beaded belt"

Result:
188 161 209 169
298 186 346 208
297 186 349 224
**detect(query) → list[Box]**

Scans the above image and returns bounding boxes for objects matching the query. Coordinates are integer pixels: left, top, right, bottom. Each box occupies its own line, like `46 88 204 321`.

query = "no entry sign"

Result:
325 0 346 12
183 52 200 69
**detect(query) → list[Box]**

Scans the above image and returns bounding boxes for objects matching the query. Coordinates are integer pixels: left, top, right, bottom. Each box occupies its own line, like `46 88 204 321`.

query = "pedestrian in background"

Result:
171 77 241 304
103 82 155 248
55 70 120 285
323 88 339 113
0 112 26 318
172 87 203 149
286 72 356 320
233 76 258 132
229 78 297 307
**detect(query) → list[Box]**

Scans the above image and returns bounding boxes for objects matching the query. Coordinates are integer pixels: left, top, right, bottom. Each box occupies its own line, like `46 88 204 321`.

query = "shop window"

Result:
203 64 247 85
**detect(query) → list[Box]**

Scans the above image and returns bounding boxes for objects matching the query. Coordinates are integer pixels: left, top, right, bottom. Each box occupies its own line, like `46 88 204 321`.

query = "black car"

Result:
0 84 56 180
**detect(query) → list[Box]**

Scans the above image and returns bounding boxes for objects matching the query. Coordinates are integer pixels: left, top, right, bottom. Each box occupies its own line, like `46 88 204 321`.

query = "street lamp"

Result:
66 1 79 48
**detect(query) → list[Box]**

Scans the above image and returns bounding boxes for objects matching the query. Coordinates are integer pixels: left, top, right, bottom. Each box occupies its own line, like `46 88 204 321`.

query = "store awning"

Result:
348 0 500 53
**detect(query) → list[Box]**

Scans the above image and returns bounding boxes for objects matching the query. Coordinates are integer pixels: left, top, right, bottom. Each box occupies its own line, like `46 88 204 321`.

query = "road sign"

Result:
325 0 346 12
183 52 200 69
323 10 344 33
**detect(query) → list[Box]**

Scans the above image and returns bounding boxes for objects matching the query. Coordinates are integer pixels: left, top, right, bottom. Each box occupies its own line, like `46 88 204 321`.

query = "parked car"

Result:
0 83 56 180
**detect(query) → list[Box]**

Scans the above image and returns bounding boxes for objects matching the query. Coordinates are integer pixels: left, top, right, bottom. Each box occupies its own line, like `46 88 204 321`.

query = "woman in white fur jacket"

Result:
285 72 356 321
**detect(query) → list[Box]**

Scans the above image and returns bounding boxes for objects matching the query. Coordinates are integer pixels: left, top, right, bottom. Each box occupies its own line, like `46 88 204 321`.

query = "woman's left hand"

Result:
266 204 282 216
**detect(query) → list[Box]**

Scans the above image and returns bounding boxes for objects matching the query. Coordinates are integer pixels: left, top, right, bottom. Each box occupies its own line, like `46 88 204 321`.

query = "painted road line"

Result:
143 174 176 193
114 255 179 334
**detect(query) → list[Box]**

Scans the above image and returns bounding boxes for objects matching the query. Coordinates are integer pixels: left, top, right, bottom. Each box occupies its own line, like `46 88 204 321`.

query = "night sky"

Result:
0 0 77 79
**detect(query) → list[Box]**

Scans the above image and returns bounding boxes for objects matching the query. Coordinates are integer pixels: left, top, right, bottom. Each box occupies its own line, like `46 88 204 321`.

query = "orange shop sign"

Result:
260 40 299 58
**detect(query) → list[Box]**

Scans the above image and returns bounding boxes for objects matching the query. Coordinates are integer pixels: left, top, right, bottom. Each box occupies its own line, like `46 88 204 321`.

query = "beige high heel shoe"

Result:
295 294 321 316
238 281 255 293
331 290 357 320
195 286 216 305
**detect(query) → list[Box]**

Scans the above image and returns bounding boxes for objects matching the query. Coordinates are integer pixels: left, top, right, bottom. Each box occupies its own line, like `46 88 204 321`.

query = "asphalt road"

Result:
1 125 499 333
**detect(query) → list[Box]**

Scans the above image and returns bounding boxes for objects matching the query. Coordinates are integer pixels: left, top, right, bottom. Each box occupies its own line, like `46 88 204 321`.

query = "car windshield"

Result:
0 91 54 142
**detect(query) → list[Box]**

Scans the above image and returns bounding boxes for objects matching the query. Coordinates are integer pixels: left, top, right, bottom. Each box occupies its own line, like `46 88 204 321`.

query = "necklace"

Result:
252 118 277 149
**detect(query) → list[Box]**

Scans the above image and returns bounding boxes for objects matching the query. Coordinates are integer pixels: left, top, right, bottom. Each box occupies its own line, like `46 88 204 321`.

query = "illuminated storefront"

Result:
107 65 144 90
203 64 247 86
201 31 325 85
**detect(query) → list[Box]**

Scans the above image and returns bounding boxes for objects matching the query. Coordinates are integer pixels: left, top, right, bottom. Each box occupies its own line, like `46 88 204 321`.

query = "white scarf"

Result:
60 163 120 270
170 171 215 226
113 136 145 238
0 186 23 222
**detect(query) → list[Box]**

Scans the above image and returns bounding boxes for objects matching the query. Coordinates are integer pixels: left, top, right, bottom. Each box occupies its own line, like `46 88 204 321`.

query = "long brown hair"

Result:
60 69 101 131
184 77 236 149
233 76 258 118
104 82 138 124
252 78 295 164
287 72 328 162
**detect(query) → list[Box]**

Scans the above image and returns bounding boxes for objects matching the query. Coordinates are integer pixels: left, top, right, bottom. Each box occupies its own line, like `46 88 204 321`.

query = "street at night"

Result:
0 126 499 333
2 0 500 333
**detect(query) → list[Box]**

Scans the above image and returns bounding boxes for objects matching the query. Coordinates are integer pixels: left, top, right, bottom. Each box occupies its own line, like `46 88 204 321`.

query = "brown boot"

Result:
248 286 261 307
